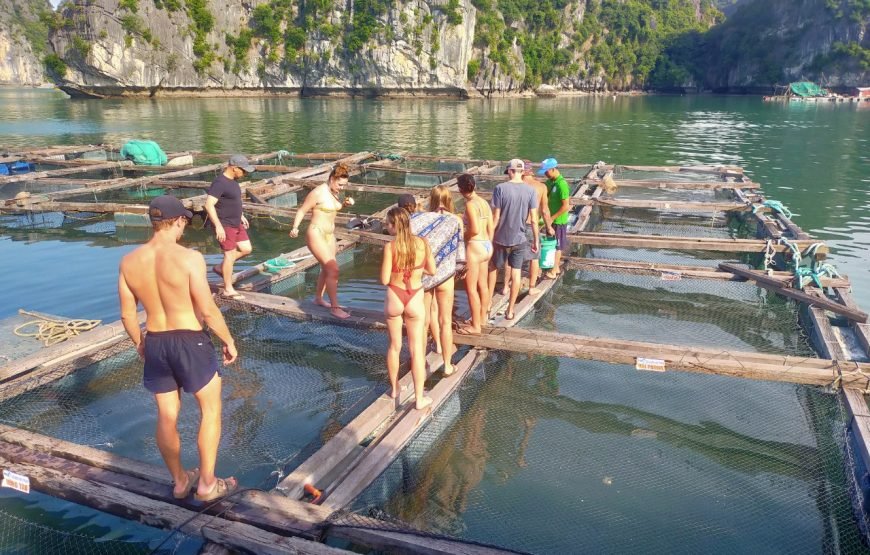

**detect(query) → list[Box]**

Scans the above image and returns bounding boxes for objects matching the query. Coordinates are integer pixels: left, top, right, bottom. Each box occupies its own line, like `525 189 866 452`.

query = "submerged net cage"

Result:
2 154 870 554
333 352 869 554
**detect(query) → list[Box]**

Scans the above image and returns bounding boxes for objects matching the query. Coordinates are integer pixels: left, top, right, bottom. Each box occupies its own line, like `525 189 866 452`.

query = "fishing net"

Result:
334 351 870 554
0 491 200 555
521 267 815 356
0 309 392 487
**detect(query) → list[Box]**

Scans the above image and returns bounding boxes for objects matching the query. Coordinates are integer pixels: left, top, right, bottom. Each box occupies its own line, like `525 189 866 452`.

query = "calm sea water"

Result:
0 88 869 553
1 88 868 319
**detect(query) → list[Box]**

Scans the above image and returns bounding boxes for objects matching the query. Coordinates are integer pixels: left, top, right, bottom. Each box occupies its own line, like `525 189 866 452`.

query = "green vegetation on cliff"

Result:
472 0 720 88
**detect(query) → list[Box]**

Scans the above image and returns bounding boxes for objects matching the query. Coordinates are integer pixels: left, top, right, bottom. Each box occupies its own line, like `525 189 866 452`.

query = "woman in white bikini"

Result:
290 163 354 319
457 174 493 334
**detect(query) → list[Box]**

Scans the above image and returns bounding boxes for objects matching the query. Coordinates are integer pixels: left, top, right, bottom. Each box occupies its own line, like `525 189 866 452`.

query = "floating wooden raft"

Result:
3 149 870 553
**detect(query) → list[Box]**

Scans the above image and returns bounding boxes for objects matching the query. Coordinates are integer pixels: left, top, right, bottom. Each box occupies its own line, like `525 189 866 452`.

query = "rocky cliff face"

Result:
47 0 475 97
699 0 869 91
0 0 51 85
34 0 870 97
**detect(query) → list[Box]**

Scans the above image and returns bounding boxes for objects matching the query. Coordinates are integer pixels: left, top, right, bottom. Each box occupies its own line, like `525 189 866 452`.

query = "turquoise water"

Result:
1 88 869 552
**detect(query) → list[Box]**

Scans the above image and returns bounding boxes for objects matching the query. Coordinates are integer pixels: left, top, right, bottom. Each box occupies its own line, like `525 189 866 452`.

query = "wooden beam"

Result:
0 427 333 539
0 453 340 554
329 525 516 555
0 315 141 384
721 264 868 323
591 179 760 190
450 327 870 388
322 349 485 509
0 161 133 186
570 233 828 254
564 257 849 287
835 288 870 356
575 197 749 212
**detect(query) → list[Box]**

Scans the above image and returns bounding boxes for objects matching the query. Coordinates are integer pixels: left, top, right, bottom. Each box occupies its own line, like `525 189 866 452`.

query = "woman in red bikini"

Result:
381 207 436 410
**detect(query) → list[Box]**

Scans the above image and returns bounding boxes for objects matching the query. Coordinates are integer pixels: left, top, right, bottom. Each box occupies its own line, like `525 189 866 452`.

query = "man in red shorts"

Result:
205 155 255 300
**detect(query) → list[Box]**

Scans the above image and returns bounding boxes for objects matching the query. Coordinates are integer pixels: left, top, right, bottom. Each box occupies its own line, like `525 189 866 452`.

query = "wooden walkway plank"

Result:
0 453 341 554
565 257 849 287
321 349 485 509
583 198 749 212
570 232 828 254
721 264 868 323
0 161 134 187
590 178 760 190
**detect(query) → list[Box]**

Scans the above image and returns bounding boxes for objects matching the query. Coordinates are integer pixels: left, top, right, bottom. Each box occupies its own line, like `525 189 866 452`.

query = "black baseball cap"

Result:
397 194 416 209
149 195 193 221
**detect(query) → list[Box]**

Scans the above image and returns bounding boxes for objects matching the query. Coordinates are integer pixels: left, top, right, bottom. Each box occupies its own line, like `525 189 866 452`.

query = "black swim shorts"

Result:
143 329 220 394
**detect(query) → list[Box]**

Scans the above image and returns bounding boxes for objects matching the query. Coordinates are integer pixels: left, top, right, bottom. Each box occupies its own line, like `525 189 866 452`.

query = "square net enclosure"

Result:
0 310 393 487
335 351 869 554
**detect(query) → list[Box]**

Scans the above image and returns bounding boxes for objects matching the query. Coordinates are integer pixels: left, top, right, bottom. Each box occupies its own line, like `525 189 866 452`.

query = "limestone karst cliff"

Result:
0 0 52 85
11 0 868 97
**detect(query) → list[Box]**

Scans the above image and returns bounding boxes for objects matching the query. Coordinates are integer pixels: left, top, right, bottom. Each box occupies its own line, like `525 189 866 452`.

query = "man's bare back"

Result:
118 195 238 502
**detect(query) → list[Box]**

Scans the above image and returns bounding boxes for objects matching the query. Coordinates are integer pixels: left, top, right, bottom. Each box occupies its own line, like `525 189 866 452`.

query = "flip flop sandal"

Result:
172 468 200 500
194 477 238 503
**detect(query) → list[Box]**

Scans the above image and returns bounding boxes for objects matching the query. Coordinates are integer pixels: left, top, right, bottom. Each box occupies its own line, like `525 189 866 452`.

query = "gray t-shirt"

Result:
491 180 537 247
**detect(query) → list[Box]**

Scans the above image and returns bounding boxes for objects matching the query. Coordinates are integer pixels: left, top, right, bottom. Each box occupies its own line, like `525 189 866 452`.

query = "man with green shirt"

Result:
538 158 570 279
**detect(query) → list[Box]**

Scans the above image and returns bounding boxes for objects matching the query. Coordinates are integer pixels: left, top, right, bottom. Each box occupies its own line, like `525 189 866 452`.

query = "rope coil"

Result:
13 310 101 347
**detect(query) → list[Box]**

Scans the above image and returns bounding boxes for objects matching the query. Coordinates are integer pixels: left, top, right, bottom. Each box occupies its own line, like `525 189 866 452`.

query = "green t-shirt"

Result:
547 175 571 225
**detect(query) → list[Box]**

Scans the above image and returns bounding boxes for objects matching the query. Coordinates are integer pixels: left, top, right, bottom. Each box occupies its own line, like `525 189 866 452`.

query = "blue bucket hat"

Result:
536 158 558 176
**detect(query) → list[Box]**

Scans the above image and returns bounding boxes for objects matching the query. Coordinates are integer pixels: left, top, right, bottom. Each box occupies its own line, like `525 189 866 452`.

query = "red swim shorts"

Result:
218 225 249 251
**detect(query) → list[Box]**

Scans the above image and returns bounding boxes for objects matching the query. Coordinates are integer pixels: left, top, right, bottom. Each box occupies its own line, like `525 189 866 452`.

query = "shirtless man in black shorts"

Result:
118 195 238 502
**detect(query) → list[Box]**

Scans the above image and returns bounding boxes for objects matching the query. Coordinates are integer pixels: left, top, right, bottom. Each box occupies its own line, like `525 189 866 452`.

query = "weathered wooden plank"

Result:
580 198 749 212
329 525 516 555
451 329 869 387
565 257 850 287
835 288 870 357
0 161 133 186
0 453 341 554
0 201 148 214
568 168 601 234
322 349 485 509
570 233 828 254
592 179 760 190
721 264 867 323
0 314 142 384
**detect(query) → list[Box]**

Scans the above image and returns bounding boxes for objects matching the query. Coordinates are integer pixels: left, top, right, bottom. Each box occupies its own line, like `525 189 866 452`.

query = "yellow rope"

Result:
13 310 101 347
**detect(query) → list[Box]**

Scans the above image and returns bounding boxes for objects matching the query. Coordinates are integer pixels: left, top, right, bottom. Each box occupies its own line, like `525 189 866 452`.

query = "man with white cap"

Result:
118 195 238 503
538 157 571 278
205 155 255 300
489 159 539 321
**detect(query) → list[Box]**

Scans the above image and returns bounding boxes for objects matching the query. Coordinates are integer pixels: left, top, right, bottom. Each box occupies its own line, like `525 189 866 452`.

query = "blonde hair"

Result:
429 185 454 213
386 207 417 271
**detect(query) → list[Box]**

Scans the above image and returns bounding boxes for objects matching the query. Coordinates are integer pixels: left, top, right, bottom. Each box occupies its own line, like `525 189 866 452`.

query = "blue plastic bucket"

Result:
539 237 557 269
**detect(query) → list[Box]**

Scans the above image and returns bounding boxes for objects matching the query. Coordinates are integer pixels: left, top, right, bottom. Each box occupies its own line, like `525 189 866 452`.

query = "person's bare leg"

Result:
423 291 440 353
307 230 333 308
436 279 455 375
501 265 510 296
221 241 252 296
479 259 492 325
507 265 522 319
154 389 188 496
192 373 234 496
487 265 498 318
321 260 349 318
529 259 541 295
385 310 402 399
464 254 482 331
405 296 431 410
553 248 563 277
